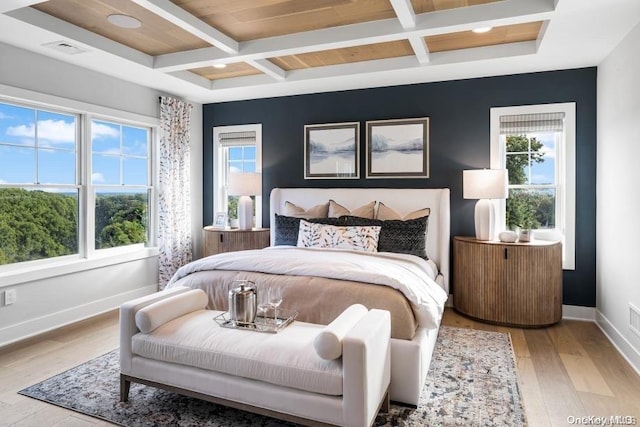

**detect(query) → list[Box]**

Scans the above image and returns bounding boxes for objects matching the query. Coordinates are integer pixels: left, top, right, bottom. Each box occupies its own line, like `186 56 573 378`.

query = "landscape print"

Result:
304 122 359 179
366 118 429 178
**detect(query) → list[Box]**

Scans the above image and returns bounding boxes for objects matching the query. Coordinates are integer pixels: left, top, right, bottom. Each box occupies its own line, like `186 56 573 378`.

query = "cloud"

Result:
6 119 75 144
92 172 105 183
540 145 556 158
91 122 120 139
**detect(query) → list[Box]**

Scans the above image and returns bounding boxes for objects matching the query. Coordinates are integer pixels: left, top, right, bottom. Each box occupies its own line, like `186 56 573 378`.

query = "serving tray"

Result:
214 309 298 333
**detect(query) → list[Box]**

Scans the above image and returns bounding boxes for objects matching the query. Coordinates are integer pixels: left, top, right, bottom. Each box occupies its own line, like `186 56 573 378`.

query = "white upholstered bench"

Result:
119 286 391 427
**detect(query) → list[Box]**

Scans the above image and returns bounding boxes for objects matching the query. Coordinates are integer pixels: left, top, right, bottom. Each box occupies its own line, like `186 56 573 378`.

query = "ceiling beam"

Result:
0 0 47 14
128 0 239 54
390 0 416 29
154 0 555 72
246 59 286 81
409 37 430 64
193 41 537 93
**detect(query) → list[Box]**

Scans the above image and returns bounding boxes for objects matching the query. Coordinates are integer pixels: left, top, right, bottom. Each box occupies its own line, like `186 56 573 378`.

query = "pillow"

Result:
343 215 429 259
297 220 381 253
284 201 329 218
135 289 208 333
314 304 369 360
274 214 344 246
376 202 430 220
328 200 376 219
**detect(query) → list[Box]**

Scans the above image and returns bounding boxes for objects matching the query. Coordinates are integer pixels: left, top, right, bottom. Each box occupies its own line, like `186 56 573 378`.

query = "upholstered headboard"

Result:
269 188 450 293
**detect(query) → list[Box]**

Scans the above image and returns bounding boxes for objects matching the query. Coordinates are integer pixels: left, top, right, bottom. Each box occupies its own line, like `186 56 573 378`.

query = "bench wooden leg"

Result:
381 388 390 413
120 375 131 402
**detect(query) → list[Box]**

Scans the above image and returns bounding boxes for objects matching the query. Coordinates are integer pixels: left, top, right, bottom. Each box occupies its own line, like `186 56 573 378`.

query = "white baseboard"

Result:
595 310 640 377
562 304 596 321
0 284 157 348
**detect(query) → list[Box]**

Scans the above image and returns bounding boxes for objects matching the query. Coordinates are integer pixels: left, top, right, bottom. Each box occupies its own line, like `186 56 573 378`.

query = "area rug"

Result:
19 326 527 426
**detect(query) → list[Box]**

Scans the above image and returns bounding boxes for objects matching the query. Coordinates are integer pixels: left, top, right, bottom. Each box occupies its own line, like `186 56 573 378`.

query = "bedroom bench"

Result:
119 286 391 427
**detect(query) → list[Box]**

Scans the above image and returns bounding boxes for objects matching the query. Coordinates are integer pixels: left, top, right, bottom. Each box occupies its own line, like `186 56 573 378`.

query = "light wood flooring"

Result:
1 308 639 426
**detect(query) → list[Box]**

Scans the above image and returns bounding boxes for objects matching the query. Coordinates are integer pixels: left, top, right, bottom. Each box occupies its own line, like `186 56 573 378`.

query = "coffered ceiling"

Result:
0 0 639 103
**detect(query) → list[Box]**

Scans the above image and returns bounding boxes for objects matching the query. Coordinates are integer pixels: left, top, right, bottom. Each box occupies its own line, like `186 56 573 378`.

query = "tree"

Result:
505 135 544 185
504 135 554 230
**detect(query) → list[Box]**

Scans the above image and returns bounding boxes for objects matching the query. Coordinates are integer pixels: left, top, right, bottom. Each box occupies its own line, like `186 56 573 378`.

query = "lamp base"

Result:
474 199 496 241
237 196 253 230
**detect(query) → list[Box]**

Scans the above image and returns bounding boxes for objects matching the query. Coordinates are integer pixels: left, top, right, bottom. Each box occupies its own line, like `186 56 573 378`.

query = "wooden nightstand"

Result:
453 236 562 327
203 227 270 257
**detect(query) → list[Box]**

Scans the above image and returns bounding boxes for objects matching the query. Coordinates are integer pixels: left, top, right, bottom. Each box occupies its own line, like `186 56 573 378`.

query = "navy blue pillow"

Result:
342 215 429 259
274 214 344 246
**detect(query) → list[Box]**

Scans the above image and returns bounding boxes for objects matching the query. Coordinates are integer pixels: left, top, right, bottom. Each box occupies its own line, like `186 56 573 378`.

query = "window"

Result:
491 103 576 269
0 98 155 268
213 124 262 227
91 120 151 251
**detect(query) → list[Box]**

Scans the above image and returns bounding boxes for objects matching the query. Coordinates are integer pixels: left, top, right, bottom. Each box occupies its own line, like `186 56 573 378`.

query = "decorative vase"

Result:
518 229 532 243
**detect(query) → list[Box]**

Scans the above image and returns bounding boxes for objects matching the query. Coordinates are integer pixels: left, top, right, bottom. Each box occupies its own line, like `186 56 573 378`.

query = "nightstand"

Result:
453 236 562 327
203 227 270 257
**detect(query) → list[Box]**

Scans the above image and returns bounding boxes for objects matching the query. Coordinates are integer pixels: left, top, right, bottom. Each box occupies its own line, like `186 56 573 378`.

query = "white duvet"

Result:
166 246 448 329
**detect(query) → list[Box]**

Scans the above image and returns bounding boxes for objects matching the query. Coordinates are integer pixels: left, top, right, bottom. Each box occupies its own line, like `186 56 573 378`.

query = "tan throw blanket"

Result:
166 247 448 339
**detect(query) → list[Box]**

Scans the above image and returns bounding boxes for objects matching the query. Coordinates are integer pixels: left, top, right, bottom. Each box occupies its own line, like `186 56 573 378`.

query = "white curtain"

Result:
158 96 193 289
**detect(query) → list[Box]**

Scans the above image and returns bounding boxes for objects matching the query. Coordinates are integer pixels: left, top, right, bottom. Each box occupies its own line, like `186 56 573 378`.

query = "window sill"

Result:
0 247 159 288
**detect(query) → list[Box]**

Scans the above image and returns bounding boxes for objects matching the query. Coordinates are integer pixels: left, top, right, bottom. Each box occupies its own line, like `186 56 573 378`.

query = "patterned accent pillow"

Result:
343 215 429 259
274 214 344 246
328 200 376 219
297 220 381 253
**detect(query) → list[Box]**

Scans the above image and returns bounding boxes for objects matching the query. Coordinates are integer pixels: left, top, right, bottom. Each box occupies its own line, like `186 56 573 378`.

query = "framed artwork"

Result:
212 212 227 229
366 117 429 179
304 122 360 179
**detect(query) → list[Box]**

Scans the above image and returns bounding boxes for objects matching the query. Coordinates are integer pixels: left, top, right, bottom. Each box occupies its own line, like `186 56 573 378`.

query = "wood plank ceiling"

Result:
29 0 546 85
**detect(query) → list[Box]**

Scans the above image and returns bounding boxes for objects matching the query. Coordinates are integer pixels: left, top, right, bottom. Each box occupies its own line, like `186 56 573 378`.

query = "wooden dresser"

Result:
203 227 270 257
453 236 562 327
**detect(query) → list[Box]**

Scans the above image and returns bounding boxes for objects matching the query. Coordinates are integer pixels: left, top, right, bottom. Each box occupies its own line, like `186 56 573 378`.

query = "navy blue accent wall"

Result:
202 68 597 307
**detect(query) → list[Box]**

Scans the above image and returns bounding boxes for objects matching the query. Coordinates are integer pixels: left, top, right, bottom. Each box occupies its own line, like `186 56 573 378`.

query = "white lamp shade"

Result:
463 169 508 200
228 172 262 196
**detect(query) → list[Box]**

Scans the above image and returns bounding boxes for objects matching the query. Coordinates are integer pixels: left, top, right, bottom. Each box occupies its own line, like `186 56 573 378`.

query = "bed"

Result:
166 187 450 405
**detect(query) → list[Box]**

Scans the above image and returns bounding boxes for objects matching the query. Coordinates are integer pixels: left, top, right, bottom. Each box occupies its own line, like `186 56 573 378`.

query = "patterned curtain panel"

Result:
158 96 193 288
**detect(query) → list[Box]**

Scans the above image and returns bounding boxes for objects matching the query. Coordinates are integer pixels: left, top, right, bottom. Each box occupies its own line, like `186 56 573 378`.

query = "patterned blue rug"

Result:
19 326 526 426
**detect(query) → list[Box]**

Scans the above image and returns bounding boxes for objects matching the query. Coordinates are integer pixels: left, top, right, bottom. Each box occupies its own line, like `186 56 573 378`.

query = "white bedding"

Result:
167 246 448 329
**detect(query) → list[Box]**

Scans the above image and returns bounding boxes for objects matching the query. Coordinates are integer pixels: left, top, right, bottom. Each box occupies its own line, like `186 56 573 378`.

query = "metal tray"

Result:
214 309 298 333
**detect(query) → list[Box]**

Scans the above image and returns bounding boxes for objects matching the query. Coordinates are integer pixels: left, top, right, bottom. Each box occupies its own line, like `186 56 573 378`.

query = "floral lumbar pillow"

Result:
297 220 381 252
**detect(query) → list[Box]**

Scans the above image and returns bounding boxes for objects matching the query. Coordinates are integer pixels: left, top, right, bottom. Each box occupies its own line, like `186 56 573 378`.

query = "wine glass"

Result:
267 287 283 324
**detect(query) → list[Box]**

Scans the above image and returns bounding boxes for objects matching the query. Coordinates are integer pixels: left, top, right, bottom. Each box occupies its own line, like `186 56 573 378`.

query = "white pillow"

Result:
314 304 369 360
135 289 208 333
296 220 381 252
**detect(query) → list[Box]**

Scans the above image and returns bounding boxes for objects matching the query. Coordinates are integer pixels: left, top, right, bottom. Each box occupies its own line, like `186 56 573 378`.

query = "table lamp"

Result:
463 169 508 241
228 172 261 230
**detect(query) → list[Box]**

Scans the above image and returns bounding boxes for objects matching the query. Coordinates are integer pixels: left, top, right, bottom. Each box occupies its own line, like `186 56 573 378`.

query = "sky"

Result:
0 102 149 188
511 131 556 186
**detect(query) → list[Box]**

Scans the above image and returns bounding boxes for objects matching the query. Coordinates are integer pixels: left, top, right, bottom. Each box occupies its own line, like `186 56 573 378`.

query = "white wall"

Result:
597 22 640 371
0 43 203 346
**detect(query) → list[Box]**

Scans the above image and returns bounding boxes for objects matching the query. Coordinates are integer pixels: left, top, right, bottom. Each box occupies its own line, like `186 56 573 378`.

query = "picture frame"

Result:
366 117 429 179
304 122 360 179
212 212 227 229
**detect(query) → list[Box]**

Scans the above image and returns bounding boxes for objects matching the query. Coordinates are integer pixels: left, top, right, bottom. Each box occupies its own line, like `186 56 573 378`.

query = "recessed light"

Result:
107 14 142 29
213 64 227 69
472 27 493 34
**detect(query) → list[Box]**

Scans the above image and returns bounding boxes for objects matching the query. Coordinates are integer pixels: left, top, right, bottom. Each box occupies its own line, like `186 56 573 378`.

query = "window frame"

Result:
213 124 263 228
0 84 159 285
490 102 576 270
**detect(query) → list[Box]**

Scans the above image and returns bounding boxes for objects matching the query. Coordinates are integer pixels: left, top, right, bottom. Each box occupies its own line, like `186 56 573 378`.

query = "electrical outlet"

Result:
4 289 16 305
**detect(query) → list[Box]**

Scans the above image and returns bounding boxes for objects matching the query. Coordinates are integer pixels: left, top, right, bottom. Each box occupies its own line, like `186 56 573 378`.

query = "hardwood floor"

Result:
1 308 639 426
